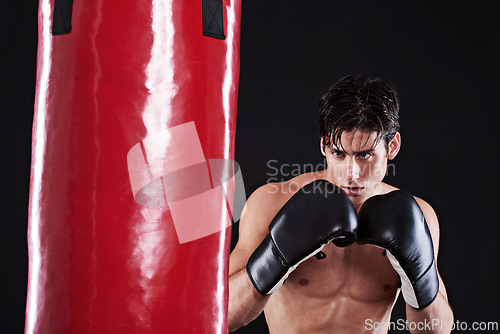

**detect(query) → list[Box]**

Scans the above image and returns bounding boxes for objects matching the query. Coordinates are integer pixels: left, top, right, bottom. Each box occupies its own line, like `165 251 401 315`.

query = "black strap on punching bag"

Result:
52 0 74 35
203 0 225 40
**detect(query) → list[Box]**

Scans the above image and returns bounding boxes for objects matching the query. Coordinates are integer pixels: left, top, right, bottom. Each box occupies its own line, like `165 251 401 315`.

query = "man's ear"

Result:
320 138 327 156
387 132 401 160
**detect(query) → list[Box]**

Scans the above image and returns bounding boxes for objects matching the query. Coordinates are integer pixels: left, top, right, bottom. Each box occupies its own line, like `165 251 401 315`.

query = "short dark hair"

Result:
319 75 400 151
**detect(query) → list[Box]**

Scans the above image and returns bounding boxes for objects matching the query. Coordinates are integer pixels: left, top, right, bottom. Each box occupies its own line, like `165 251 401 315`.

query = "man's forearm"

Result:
406 291 454 334
228 268 270 332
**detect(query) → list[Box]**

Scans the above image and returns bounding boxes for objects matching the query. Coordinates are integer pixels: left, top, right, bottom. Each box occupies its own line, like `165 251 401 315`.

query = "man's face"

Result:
321 130 400 206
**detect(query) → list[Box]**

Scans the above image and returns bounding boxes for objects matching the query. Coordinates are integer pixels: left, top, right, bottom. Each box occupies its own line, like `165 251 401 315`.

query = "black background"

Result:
1 1 500 333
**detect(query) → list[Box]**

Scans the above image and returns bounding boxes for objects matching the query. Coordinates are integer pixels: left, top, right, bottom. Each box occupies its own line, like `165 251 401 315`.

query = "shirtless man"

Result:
228 75 454 333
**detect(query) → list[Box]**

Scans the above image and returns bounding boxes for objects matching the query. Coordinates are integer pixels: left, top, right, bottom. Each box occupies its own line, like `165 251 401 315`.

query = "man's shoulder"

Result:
244 172 321 217
378 183 437 214
252 172 320 201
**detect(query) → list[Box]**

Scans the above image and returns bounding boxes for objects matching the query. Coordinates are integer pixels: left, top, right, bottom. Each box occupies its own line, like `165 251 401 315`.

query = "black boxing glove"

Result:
246 180 358 295
357 190 439 309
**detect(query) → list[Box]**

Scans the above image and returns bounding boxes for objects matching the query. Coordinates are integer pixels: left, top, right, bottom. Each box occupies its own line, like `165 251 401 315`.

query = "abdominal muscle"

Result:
263 242 401 334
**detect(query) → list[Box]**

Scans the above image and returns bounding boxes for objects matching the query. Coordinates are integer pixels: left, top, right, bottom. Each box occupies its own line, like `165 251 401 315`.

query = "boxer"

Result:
229 75 453 333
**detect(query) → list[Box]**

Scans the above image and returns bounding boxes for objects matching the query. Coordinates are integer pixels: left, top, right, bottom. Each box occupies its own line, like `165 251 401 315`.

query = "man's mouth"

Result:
341 186 364 196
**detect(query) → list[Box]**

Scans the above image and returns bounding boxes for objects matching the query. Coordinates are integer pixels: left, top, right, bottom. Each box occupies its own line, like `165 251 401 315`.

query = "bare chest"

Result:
279 242 400 302
263 243 400 333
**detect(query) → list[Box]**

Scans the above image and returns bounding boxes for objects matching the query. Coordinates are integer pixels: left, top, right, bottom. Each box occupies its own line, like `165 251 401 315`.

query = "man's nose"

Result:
345 157 360 181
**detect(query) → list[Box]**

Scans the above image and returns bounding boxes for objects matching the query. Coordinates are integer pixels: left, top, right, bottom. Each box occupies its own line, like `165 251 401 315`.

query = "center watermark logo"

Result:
126 122 246 244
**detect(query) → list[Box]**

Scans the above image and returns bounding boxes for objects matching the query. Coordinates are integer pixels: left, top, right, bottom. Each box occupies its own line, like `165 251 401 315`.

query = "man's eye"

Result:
358 153 373 159
332 150 344 157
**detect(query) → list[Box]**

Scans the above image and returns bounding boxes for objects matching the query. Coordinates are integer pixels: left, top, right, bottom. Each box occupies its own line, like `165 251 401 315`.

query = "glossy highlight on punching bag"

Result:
26 0 241 332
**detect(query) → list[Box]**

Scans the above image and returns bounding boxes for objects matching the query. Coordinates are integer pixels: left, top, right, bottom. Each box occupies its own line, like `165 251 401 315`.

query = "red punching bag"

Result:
26 0 242 332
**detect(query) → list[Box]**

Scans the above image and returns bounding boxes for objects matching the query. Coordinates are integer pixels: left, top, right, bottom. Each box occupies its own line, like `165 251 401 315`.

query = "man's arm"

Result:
357 191 454 333
228 184 279 332
228 260 270 332
405 198 454 334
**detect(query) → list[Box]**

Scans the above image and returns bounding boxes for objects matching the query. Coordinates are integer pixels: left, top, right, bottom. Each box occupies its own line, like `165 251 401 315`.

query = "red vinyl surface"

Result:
26 0 241 332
